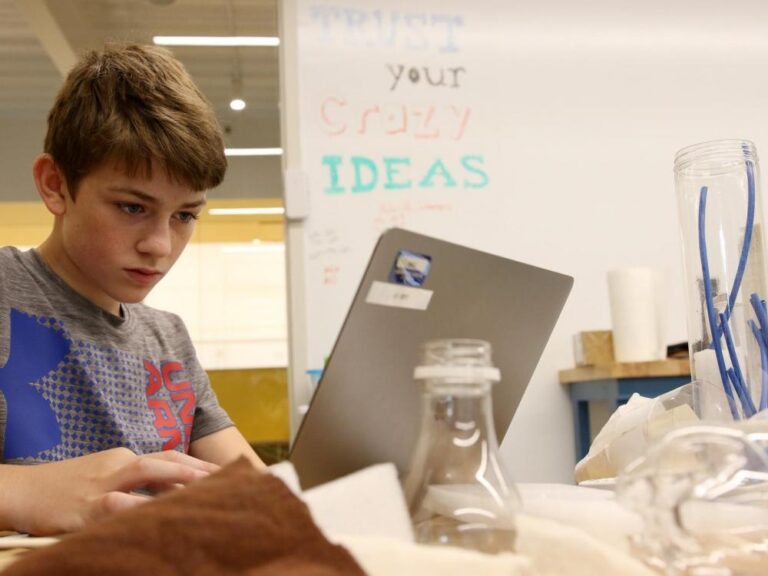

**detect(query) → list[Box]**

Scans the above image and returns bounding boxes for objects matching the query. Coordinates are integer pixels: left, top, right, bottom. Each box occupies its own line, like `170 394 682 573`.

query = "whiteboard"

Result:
283 1 529 428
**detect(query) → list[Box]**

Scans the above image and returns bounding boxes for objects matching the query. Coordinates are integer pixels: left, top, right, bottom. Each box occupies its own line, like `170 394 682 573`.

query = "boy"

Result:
0 44 264 536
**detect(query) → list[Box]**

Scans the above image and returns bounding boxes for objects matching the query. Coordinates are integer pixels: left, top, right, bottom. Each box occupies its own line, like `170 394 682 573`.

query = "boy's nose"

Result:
136 221 173 257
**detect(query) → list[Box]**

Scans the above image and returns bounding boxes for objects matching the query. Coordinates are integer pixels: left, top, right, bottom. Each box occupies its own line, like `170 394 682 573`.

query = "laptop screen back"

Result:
290 228 573 488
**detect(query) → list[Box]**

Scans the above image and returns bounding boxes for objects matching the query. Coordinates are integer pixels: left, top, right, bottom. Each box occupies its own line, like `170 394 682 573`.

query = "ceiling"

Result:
2 0 279 116
0 0 282 201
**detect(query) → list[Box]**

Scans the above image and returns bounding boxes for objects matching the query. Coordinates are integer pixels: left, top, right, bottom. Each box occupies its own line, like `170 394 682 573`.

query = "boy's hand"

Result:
1 448 219 536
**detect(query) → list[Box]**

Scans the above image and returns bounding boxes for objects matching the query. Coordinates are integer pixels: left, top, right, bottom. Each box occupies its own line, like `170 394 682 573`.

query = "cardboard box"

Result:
573 330 615 367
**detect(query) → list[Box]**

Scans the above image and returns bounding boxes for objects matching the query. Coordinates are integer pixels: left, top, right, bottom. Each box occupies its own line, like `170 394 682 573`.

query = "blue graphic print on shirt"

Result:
0 308 196 462
0 309 68 459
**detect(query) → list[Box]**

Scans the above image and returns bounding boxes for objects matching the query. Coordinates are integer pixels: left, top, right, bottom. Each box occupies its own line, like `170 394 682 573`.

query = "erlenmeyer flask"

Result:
402 339 520 554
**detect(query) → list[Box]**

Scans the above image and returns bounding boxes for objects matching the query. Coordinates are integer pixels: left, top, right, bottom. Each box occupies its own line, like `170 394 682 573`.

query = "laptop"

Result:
290 228 573 488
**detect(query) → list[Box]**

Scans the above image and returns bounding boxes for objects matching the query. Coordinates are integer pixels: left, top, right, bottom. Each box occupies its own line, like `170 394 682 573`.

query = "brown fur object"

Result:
4 458 366 575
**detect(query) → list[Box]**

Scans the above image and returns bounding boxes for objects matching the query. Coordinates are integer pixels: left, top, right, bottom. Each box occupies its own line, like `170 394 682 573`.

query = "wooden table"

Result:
559 359 692 460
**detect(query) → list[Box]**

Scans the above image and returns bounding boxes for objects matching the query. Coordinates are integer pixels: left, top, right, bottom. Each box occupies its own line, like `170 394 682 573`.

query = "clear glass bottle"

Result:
674 140 768 421
402 339 520 554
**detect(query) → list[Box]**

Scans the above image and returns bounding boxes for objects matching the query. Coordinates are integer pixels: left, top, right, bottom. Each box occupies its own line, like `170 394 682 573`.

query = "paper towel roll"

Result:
607 268 664 363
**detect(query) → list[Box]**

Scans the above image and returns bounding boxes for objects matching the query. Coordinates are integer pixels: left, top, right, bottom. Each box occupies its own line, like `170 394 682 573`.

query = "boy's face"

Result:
50 159 206 316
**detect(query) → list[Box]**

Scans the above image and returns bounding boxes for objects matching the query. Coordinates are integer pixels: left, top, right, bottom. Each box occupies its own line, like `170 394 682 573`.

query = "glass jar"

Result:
674 139 768 421
402 339 520 554
617 424 768 576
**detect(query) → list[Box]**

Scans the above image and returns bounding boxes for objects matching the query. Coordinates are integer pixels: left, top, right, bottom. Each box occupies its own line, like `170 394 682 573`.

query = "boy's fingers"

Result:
92 490 151 520
144 450 221 474
106 457 211 493
142 482 186 494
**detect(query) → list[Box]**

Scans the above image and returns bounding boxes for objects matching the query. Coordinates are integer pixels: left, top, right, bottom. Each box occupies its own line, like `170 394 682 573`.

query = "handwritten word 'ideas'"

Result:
321 99 471 140
310 5 464 53
322 155 488 194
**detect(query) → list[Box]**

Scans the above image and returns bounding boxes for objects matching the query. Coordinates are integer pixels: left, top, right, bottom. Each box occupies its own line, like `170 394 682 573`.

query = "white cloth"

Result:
517 483 643 552
337 515 657 576
516 514 655 576
303 463 414 542
272 461 657 575
339 535 532 576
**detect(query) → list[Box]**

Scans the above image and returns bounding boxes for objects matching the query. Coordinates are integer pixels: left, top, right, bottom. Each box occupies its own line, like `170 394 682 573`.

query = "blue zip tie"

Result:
751 293 768 346
727 369 755 418
749 319 768 411
721 313 757 417
751 294 768 412
763 373 768 412
699 185 741 420
722 155 756 324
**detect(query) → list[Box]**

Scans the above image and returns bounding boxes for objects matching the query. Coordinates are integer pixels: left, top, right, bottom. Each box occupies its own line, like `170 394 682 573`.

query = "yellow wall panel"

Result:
0 202 51 225
0 202 52 246
207 368 289 444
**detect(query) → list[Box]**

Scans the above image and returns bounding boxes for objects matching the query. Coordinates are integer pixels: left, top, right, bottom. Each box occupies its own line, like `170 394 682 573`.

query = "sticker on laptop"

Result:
388 250 432 287
365 281 433 311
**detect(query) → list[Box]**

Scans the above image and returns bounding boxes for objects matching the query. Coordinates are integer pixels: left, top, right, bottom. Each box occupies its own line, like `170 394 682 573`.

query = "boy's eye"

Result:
175 211 199 224
118 203 144 215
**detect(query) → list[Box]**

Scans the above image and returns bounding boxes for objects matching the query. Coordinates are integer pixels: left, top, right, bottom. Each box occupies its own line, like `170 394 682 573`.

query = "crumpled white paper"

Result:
270 461 656 576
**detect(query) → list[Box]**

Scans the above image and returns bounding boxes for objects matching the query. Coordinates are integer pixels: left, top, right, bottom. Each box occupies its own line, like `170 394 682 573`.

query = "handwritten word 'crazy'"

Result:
309 5 464 54
321 98 471 140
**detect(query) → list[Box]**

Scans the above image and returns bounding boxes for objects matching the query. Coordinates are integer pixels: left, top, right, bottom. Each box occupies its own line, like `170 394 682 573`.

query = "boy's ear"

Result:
33 153 69 216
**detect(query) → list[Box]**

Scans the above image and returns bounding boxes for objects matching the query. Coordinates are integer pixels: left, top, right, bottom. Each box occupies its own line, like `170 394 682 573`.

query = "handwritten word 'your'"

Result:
321 98 471 140
309 5 464 54
388 64 466 90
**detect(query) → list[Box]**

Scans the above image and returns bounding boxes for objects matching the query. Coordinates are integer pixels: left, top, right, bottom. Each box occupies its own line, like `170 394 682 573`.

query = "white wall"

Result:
489 1 768 482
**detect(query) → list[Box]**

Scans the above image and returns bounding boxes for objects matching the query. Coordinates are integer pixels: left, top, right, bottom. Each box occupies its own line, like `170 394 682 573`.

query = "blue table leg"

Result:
574 398 591 461
568 376 690 462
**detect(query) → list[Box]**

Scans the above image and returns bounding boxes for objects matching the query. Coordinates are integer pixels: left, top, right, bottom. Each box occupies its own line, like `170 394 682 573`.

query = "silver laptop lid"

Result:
290 228 573 488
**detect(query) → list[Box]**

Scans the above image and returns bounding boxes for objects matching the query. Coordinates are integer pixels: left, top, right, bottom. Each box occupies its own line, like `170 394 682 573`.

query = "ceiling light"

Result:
228 73 246 111
208 207 285 216
224 148 283 156
153 36 279 47
229 97 246 111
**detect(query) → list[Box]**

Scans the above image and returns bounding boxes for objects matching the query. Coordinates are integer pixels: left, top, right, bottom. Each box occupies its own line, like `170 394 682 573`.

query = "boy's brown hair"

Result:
44 43 227 197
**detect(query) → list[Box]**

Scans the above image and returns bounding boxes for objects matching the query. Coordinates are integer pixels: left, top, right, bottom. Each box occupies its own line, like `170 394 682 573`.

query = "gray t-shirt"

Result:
0 246 233 463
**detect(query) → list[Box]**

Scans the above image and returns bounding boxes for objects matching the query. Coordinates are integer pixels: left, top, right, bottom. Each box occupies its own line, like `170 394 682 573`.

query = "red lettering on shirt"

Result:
144 360 197 453
158 428 182 451
144 360 163 395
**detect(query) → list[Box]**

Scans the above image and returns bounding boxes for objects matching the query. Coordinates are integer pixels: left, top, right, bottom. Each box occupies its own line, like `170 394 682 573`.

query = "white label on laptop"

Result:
365 280 433 310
